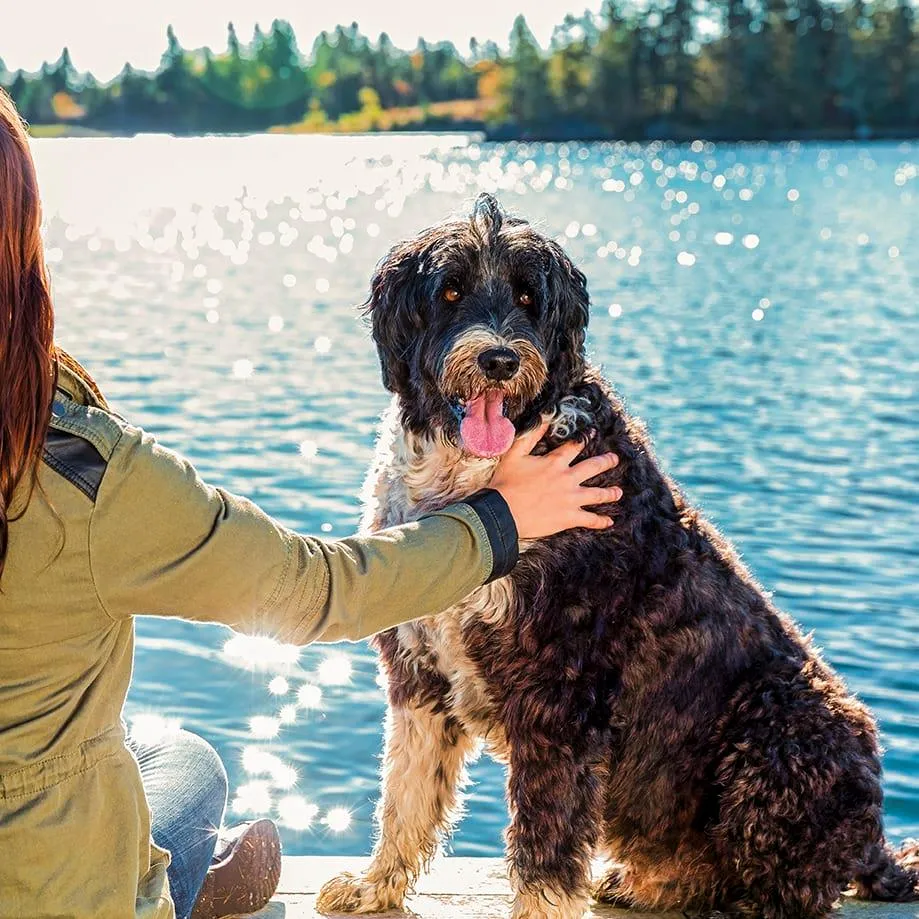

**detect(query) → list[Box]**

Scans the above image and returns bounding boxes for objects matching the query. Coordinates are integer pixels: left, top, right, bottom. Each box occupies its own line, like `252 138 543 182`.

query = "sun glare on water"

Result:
248 716 282 740
297 683 324 709
128 713 182 746
278 796 320 831
317 652 353 686
324 807 353 833
222 634 301 672
268 676 290 696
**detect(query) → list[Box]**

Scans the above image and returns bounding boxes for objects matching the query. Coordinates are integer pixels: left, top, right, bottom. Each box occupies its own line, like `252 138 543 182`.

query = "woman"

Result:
0 89 621 919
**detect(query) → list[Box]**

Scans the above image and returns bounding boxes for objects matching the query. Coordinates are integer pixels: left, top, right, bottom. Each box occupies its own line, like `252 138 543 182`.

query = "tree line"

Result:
3 2 918 140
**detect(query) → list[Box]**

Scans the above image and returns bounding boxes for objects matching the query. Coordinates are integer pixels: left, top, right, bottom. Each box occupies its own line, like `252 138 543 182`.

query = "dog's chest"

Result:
362 403 514 739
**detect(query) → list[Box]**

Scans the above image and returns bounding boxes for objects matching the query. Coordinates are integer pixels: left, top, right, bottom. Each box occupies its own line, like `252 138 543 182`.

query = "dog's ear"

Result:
545 241 589 388
365 243 425 394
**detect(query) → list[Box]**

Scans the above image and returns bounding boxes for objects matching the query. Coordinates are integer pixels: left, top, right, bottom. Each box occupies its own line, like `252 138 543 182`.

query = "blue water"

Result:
35 135 919 854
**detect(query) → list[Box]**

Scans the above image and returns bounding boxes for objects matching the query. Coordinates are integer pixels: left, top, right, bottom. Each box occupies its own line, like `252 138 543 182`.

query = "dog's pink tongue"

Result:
460 391 515 458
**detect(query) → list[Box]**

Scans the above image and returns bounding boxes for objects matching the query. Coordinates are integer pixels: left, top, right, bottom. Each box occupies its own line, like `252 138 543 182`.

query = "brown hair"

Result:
0 93 107 580
0 89 58 577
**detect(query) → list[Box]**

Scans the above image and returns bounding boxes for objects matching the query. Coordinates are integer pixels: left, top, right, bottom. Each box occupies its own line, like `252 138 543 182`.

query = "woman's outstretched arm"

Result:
89 424 619 643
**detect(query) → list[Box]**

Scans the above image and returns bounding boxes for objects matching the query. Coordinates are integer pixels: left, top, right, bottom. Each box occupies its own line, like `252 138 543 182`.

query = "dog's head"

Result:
366 193 589 457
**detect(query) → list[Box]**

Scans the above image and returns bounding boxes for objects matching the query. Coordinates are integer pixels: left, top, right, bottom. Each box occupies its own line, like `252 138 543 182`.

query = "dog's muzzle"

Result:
439 331 548 459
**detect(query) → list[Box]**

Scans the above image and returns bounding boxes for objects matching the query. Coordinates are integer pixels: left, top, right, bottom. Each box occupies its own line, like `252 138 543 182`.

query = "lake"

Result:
34 134 919 855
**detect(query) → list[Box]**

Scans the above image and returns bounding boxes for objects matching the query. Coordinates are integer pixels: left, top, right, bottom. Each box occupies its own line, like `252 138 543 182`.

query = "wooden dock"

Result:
251 857 919 918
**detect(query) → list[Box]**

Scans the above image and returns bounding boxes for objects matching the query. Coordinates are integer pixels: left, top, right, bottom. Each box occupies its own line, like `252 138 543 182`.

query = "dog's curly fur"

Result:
316 194 919 918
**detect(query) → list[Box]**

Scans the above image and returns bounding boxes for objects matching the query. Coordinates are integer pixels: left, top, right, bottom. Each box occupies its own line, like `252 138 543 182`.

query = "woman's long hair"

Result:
0 90 57 578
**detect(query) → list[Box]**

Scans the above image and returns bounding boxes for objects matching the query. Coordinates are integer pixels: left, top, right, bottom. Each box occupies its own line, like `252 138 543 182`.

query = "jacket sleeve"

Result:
89 425 518 643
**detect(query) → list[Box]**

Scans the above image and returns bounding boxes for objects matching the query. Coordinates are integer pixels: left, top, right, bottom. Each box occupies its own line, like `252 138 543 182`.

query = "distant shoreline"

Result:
29 123 919 144
10 10 919 153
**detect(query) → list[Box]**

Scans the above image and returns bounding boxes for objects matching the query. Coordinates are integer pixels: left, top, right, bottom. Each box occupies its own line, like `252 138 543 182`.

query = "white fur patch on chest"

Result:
360 396 592 741
361 400 511 732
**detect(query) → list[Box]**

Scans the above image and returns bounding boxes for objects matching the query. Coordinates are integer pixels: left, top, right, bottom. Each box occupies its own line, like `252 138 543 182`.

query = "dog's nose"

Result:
477 348 520 381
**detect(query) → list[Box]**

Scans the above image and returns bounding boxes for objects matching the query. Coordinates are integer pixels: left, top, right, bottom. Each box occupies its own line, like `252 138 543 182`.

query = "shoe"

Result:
190 818 282 919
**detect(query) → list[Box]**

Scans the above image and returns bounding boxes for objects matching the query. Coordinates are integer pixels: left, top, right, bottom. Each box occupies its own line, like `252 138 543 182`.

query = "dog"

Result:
316 193 918 918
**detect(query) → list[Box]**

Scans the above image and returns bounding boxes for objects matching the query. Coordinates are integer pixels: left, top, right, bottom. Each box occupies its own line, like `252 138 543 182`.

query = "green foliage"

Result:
3 5 918 137
508 15 554 127
549 16 594 119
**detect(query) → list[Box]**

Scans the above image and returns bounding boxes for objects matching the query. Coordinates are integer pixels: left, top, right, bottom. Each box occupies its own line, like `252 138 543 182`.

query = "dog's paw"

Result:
511 887 590 919
315 871 406 914
592 866 632 907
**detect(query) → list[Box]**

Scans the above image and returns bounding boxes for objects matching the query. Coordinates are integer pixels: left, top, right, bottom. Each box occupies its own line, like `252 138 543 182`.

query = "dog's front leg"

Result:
316 702 474 914
505 744 601 919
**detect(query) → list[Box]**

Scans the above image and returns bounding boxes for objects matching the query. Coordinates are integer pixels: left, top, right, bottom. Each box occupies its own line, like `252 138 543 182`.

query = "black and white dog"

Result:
317 194 918 918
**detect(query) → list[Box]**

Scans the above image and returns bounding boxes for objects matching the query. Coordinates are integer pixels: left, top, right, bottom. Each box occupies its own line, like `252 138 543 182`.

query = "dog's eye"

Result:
443 286 463 304
516 289 534 308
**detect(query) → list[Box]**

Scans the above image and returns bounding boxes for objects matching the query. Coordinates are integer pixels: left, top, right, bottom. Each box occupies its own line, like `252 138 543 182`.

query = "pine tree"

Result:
657 0 698 119
831 3 857 128
221 22 245 111
549 15 593 119
755 0 795 131
49 47 78 94
156 26 196 129
227 22 241 60
593 0 642 129
887 0 915 122
111 63 155 129
370 33 399 107
508 14 553 129
253 19 308 124
722 0 755 126
8 71 30 116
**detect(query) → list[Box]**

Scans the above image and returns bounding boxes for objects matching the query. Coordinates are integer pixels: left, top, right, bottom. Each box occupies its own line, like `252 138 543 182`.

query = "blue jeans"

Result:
130 730 229 919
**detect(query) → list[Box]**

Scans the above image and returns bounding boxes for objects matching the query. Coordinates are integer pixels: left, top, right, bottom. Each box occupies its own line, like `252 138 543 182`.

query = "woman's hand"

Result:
489 422 621 539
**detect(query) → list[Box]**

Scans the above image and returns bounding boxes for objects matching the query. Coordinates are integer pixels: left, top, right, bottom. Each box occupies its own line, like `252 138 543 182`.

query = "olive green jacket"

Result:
0 361 517 919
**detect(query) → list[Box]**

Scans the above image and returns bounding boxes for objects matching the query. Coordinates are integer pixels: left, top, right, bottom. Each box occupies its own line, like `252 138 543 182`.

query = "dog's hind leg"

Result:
316 703 474 914
711 721 885 919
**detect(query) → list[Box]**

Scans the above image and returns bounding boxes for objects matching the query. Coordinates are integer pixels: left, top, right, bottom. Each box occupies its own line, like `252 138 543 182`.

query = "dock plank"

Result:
250 858 919 918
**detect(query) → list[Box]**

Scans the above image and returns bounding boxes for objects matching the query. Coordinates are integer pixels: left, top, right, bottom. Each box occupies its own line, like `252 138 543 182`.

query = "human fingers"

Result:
546 439 586 466
571 452 619 484
574 511 614 530
579 485 623 507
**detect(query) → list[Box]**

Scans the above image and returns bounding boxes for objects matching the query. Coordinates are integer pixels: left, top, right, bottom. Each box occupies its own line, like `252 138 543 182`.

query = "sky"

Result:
2 0 601 81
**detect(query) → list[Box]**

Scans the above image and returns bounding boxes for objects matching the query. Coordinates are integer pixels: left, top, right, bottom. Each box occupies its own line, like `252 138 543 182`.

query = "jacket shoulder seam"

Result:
47 394 127 461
